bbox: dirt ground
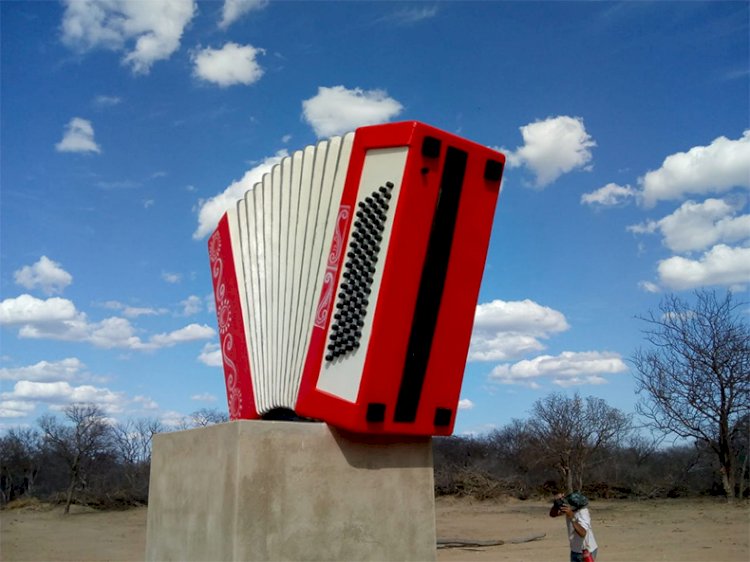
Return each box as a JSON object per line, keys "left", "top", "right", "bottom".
{"left": 1, "top": 497, "right": 748, "bottom": 561}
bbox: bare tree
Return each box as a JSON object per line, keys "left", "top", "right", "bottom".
{"left": 632, "top": 290, "right": 750, "bottom": 500}
{"left": 189, "top": 407, "right": 229, "bottom": 427}
{"left": 0, "top": 427, "right": 43, "bottom": 504}
{"left": 527, "top": 392, "right": 631, "bottom": 492}
{"left": 112, "top": 418, "right": 163, "bottom": 465}
{"left": 111, "top": 418, "right": 163, "bottom": 502}
{"left": 39, "top": 404, "right": 114, "bottom": 514}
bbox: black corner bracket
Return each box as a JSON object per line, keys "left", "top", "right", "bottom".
{"left": 422, "top": 136, "right": 442, "bottom": 159}
{"left": 484, "top": 159, "right": 504, "bottom": 182}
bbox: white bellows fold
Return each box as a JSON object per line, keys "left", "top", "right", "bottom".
{"left": 229, "top": 133, "right": 355, "bottom": 412}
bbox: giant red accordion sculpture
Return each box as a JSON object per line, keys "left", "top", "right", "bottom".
{"left": 208, "top": 121, "right": 505, "bottom": 436}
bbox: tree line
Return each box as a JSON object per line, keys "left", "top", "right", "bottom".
{"left": 1, "top": 290, "right": 747, "bottom": 509}
{"left": 433, "top": 392, "right": 749, "bottom": 501}
{"left": 436, "top": 290, "right": 749, "bottom": 502}
{"left": 0, "top": 406, "right": 227, "bottom": 512}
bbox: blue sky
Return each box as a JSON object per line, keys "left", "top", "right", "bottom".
{"left": 1, "top": 1, "right": 748, "bottom": 434}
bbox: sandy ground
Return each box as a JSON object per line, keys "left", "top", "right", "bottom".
{"left": 1, "top": 497, "right": 748, "bottom": 561}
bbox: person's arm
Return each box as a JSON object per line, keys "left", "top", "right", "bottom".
{"left": 563, "top": 508, "right": 591, "bottom": 538}
{"left": 560, "top": 506, "right": 587, "bottom": 537}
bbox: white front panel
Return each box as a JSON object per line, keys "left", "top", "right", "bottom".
{"left": 315, "top": 147, "right": 409, "bottom": 403}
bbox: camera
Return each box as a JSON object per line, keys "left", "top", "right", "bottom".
{"left": 553, "top": 498, "right": 568, "bottom": 510}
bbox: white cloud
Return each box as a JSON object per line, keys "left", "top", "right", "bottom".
{"left": 198, "top": 342, "right": 222, "bottom": 367}
{"left": 639, "top": 130, "right": 750, "bottom": 207}
{"left": 638, "top": 281, "right": 661, "bottom": 293}
{"left": 457, "top": 398, "right": 474, "bottom": 411}
{"left": 379, "top": 6, "right": 439, "bottom": 25}
{"left": 219, "top": 0, "right": 267, "bottom": 29}
{"left": 0, "top": 358, "right": 85, "bottom": 382}
{"left": 160, "top": 410, "right": 189, "bottom": 427}
{"left": 503, "top": 115, "right": 596, "bottom": 187}
{"left": 93, "top": 95, "right": 122, "bottom": 107}
{"left": 103, "top": 301, "right": 167, "bottom": 318}
{"left": 162, "top": 271, "right": 182, "bottom": 283}
{"left": 133, "top": 395, "right": 159, "bottom": 410}
{"left": 191, "top": 392, "right": 217, "bottom": 402}
{"left": 0, "top": 400, "right": 36, "bottom": 418}
{"left": 490, "top": 351, "right": 627, "bottom": 388}
{"left": 193, "top": 150, "right": 287, "bottom": 239}
{"left": 19, "top": 317, "right": 215, "bottom": 350}
{"left": 628, "top": 198, "right": 750, "bottom": 254}
{"left": 87, "top": 317, "right": 147, "bottom": 349}
{"left": 180, "top": 295, "right": 202, "bottom": 316}
{"left": 468, "top": 299, "right": 569, "bottom": 362}
{"left": 149, "top": 324, "right": 215, "bottom": 348}
{"left": 1, "top": 380, "right": 125, "bottom": 414}
{"left": 55, "top": 117, "right": 101, "bottom": 153}
{"left": 0, "top": 294, "right": 78, "bottom": 325}
{"left": 302, "top": 85, "right": 404, "bottom": 138}
{"left": 14, "top": 256, "right": 73, "bottom": 296}
{"left": 2, "top": 294, "right": 214, "bottom": 350}
{"left": 61, "top": 0, "right": 197, "bottom": 74}
{"left": 657, "top": 244, "right": 750, "bottom": 290}
{"left": 581, "top": 183, "right": 636, "bottom": 208}
{"left": 192, "top": 43, "right": 265, "bottom": 87}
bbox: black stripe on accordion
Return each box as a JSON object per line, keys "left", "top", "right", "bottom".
{"left": 394, "top": 146, "right": 468, "bottom": 423}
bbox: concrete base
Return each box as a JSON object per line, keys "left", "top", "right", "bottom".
{"left": 145, "top": 420, "right": 436, "bottom": 561}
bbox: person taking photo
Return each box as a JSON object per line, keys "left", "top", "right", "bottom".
{"left": 549, "top": 492, "right": 598, "bottom": 562}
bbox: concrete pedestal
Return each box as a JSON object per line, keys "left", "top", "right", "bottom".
{"left": 145, "top": 420, "right": 436, "bottom": 561}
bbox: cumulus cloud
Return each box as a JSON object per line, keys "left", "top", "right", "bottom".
{"left": 133, "top": 395, "right": 159, "bottom": 410}
{"left": 1, "top": 380, "right": 125, "bottom": 414}
{"left": 503, "top": 116, "right": 596, "bottom": 187}
{"left": 14, "top": 256, "right": 73, "bottom": 295}
{"left": 198, "top": 342, "right": 222, "bottom": 367}
{"left": 581, "top": 183, "right": 636, "bottom": 208}
{"left": 1, "top": 294, "right": 214, "bottom": 350}
{"left": 55, "top": 117, "right": 101, "bottom": 153}
{"left": 639, "top": 130, "right": 750, "bottom": 207}
{"left": 219, "top": 0, "right": 267, "bottom": 29}
{"left": 0, "top": 294, "right": 78, "bottom": 325}
{"left": 468, "top": 299, "right": 570, "bottom": 362}
{"left": 490, "top": 351, "right": 627, "bottom": 388}
{"left": 192, "top": 43, "right": 265, "bottom": 87}
{"left": 657, "top": 244, "right": 750, "bottom": 291}
{"left": 0, "top": 400, "right": 37, "bottom": 418}
{"left": 0, "top": 358, "right": 85, "bottom": 382}
{"left": 149, "top": 324, "right": 215, "bottom": 348}
{"left": 628, "top": 198, "right": 750, "bottom": 253}
{"left": 60, "top": 0, "right": 196, "bottom": 74}
{"left": 457, "top": 398, "right": 474, "bottom": 410}
{"left": 302, "top": 85, "right": 404, "bottom": 138}
{"left": 102, "top": 300, "right": 167, "bottom": 318}
{"left": 191, "top": 392, "right": 217, "bottom": 402}
{"left": 161, "top": 272, "right": 182, "bottom": 284}
{"left": 193, "top": 150, "right": 287, "bottom": 239}
{"left": 180, "top": 295, "right": 203, "bottom": 316}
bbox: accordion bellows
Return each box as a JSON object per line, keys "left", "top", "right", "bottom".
{"left": 208, "top": 121, "right": 505, "bottom": 435}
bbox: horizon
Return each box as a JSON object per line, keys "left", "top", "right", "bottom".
{"left": 1, "top": 1, "right": 748, "bottom": 435}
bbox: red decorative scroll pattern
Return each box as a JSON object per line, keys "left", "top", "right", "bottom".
{"left": 209, "top": 227, "right": 243, "bottom": 419}
{"left": 315, "top": 205, "right": 350, "bottom": 328}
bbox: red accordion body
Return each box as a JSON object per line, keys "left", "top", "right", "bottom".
{"left": 208, "top": 121, "right": 504, "bottom": 436}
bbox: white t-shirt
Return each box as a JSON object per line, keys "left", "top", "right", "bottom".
{"left": 566, "top": 507, "right": 598, "bottom": 553}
